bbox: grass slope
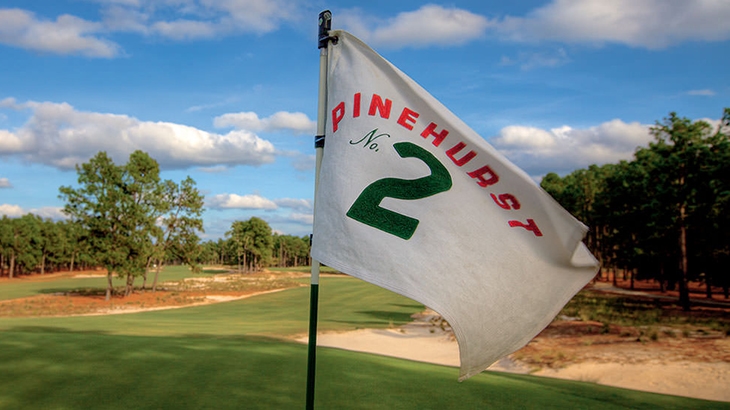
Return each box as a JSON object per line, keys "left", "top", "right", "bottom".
{"left": 0, "top": 274, "right": 725, "bottom": 409}
{"left": 0, "top": 266, "right": 216, "bottom": 301}
{"left": 0, "top": 331, "right": 721, "bottom": 410}
{"left": 0, "top": 277, "right": 423, "bottom": 336}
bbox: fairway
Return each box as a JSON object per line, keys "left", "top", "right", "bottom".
{"left": 0, "top": 274, "right": 725, "bottom": 409}
{"left": 0, "top": 266, "right": 221, "bottom": 301}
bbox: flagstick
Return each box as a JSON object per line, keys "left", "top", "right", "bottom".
{"left": 306, "top": 10, "right": 332, "bottom": 410}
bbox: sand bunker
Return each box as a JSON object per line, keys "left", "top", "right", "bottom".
{"left": 297, "top": 315, "right": 730, "bottom": 403}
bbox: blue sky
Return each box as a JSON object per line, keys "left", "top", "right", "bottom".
{"left": 1, "top": 0, "right": 728, "bottom": 240}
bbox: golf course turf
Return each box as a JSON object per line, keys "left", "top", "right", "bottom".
{"left": 0, "top": 272, "right": 725, "bottom": 409}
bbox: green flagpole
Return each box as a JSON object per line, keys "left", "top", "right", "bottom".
{"left": 306, "top": 10, "right": 332, "bottom": 410}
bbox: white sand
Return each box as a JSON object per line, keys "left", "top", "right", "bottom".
{"left": 297, "top": 323, "right": 730, "bottom": 402}
{"left": 534, "top": 361, "right": 730, "bottom": 402}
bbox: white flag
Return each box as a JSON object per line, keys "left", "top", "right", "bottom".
{"left": 311, "top": 30, "right": 599, "bottom": 381}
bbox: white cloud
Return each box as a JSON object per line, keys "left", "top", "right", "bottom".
{"left": 267, "top": 211, "right": 313, "bottom": 228}
{"left": 206, "top": 194, "right": 314, "bottom": 216}
{"left": 340, "top": 5, "right": 491, "bottom": 48}
{"left": 500, "top": 48, "right": 570, "bottom": 70}
{"left": 196, "top": 165, "right": 229, "bottom": 173}
{"left": 0, "top": 204, "right": 24, "bottom": 217}
{"left": 494, "top": 0, "right": 730, "bottom": 49}
{"left": 200, "top": 0, "right": 300, "bottom": 33}
{"left": 7, "top": 0, "right": 728, "bottom": 58}
{"left": 95, "top": 0, "right": 143, "bottom": 6}
{"left": 103, "top": 0, "right": 301, "bottom": 40}
{"left": 0, "top": 129, "right": 23, "bottom": 153}
{"left": 491, "top": 119, "right": 653, "bottom": 176}
{"left": 274, "top": 198, "right": 312, "bottom": 212}
{"left": 0, "top": 98, "right": 276, "bottom": 170}
{"left": 0, "top": 178, "right": 12, "bottom": 188}
{"left": 2, "top": 1, "right": 302, "bottom": 57}
{"left": 100, "top": 5, "right": 149, "bottom": 33}
{"left": 0, "top": 97, "right": 16, "bottom": 108}
{"left": 214, "top": 111, "right": 316, "bottom": 135}
{"left": 207, "top": 193, "right": 278, "bottom": 210}
{"left": 151, "top": 19, "right": 218, "bottom": 40}
{"left": 287, "top": 212, "right": 313, "bottom": 225}
{"left": 0, "top": 204, "right": 66, "bottom": 219}
{"left": 687, "top": 89, "right": 716, "bottom": 97}
{"left": 0, "top": 8, "right": 120, "bottom": 57}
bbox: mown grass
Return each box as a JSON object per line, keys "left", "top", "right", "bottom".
{"left": 0, "top": 276, "right": 423, "bottom": 337}
{"left": 0, "top": 330, "right": 720, "bottom": 410}
{"left": 0, "top": 273, "right": 726, "bottom": 408}
{"left": 268, "top": 265, "right": 341, "bottom": 274}
{"left": 0, "top": 265, "right": 218, "bottom": 301}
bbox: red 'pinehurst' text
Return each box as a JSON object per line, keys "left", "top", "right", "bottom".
{"left": 331, "top": 92, "right": 544, "bottom": 237}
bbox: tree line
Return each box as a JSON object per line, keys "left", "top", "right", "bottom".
{"left": 541, "top": 109, "right": 730, "bottom": 310}
{"left": 0, "top": 215, "right": 91, "bottom": 278}
{"left": 198, "top": 225, "right": 311, "bottom": 273}
{"left": 1, "top": 150, "right": 311, "bottom": 299}
{"left": 13, "top": 109, "right": 725, "bottom": 308}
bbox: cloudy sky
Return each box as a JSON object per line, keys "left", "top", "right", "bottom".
{"left": 1, "top": 0, "right": 728, "bottom": 239}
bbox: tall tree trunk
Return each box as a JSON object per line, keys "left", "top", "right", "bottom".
{"left": 69, "top": 251, "right": 75, "bottom": 272}
{"left": 659, "top": 263, "right": 666, "bottom": 293}
{"left": 152, "top": 259, "right": 163, "bottom": 292}
{"left": 143, "top": 258, "right": 153, "bottom": 291}
{"left": 127, "top": 274, "right": 137, "bottom": 296}
{"left": 678, "top": 207, "right": 691, "bottom": 311}
{"left": 630, "top": 268, "right": 635, "bottom": 290}
{"left": 40, "top": 252, "right": 46, "bottom": 275}
{"left": 105, "top": 272, "right": 113, "bottom": 301}
{"left": 8, "top": 252, "right": 15, "bottom": 279}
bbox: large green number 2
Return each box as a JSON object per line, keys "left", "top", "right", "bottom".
{"left": 346, "top": 142, "right": 453, "bottom": 240}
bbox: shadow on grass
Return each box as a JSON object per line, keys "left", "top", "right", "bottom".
{"left": 7, "top": 322, "right": 302, "bottom": 340}
{"left": 391, "top": 302, "right": 424, "bottom": 309}
{"left": 5, "top": 325, "right": 300, "bottom": 347}
{"left": 0, "top": 328, "right": 721, "bottom": 409}
{"left": 353, "top": 309, "right": 417, "bottom": 323}
{"left": 200, "top": 269, "right": 229, "bottom": 274}
{"left": 7, "top": 325, "right": 111, "bottom": 336}
{"left": 37, "top": 287, "right": 106, "bottom": 296}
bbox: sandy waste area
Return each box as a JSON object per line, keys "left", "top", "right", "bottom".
{"left": 297, "top": 309, "right": 730, "bottom": 403}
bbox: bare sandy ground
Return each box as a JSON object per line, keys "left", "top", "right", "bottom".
{"left": 534, "top": 361, "right": 730, "bottom": 402}
{"left": 296, "top": 313, "right": 730, "bottom": 403}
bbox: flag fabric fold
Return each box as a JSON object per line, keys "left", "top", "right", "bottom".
{"left": 312, "top": 30, "right": 599, "bottom": 381}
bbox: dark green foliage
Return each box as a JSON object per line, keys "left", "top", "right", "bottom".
{"left": 273, "top": 234, "right": 311, "bottom": 267}
{"left": 541, "top": 109, "right": 730, "bottom": 307}
{"left": 225, "top": 217, "right": 275, "bottom": 272}
{"left": 148, "top": 176, "right": 205, "bottom": 289}
{"left": 0, "top": 214, "right": 42, "bottom": 277}
{"left": 57, "top": 151, "right": 204, "bottom": 299}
